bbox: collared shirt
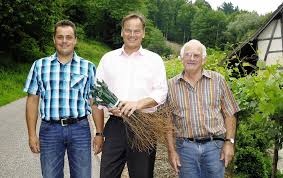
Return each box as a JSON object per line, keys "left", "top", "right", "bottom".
{"left": 23, "top": 52, "right": 96, "bottom": 120}
{"left": 167, "top": 70, "right": 240, "bottom": 138}
{"left": 96, "top": 46, "right": 168, "bottom": 112}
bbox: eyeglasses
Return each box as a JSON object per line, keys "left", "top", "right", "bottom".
{"left": 183, "top": 52, "right": 201, "bottom": 60}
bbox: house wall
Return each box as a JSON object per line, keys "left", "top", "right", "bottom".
{"left": 257, "top": 19, "right": 283, "bottom": 65}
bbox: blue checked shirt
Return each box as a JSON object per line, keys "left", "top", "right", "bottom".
{"left": 23, "top": 52, "right": 96, "bottom": 120}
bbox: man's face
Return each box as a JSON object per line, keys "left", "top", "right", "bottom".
{"left": 181, "top": 43, "right": 205, "bottom": 73}
{"left": 121, "top": 18, "right": 145, "bottom": 51}
{"left": 53, "top": 26, "right": 77, "bottom": 57}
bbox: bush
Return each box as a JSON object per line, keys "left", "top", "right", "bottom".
{"left": 235, "top": 147, "right": 270, "bottom": 178}
{"left": 236, "top": 118, "right": 271, "bottom": 152}
{"left": 13, "top": 36, "right": 44, "bottom": 62}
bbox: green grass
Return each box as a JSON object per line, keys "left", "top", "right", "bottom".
{"left": 76, "top": 39, "right": 111, "bottom": 65}
{"left": 0, "top": 39, "right": 111, "bottom": 106}
{"left": 0, "top": 63, "right": 31, "bottom": 106}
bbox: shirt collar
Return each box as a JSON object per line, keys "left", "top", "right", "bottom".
{"left": 119, "top": 45, "right": 145, "bottom": 56}
{"left": 175, "top": 69, "right": 212, "bottom": 84}
{"left": 202, "top": 69, "right": 212, "bottom": 79}
{"left": 51, "top": 52, "right": 79, "bottom": 63}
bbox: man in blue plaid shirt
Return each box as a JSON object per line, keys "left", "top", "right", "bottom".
{"left": 23, "top": 20, "right": 104, "bottom": 178}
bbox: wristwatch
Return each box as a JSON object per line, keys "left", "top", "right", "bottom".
{"left": 96, "top": 132, "right": 104, "bottom": 137}
{"left": 225, "top": 138, "right": 235, "bottom": 144}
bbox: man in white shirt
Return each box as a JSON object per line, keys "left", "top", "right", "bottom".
{"left": 95, "top": 13, "right": 168, "bottom": 178}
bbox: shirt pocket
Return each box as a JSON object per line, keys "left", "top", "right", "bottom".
{"left": 70, "top": 73, "right": 87, "bottom": 91}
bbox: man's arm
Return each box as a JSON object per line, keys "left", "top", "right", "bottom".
{"left": 91, "top": 99, "right": 104, "bottom": 154}
{"left": 221, "top": 115, "right": 237, "bottom": 167}
{"left": 26, "top": 94, "right": 40, "bottom": 153}
{"left": 167, "top": 128, "right": 181, "bottom": 175}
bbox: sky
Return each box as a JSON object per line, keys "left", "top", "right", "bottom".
{"left": 194, "top": 0, "right": 283, "bottom": 15}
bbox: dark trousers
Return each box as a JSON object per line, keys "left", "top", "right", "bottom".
{"left": 100, "top": 116, "right": 156, "bottom": 178}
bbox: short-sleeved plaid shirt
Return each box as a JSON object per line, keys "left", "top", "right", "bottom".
{"left": 23, "top": 52, "right": 96, "bottom": 120}
{"left": 167, "top": 70, "right": 240, "bottom": 138}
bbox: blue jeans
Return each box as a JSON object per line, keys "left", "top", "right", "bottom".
{"left": 176, "top": 138, "right": 225, "bottom": 178}
{"left": 39, "top": 119, "right": 91, "bottom": 178}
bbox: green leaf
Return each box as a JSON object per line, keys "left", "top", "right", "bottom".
{"left": 256, "top": 60, "right": 266, "bottom": 69}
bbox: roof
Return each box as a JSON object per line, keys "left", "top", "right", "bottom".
{"left": 227, "top": 2, "right": 283, "bottom": 59}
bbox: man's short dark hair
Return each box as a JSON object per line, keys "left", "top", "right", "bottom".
{"left": 54, "top": 20, "right": 76, "bottom": 37}
{"left": 121, "top": 13, "right": 146, "bottom": 29}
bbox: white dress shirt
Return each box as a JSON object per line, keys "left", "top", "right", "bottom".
{"left": 96, "top": 46, "right": 168, "bottom": 112}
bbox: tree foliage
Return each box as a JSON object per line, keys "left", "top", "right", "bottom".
{"left": 218, "top": 2, "right": 239, "bottom": 14}
{"left": 0, "top": 0, "right": 63, "bottom": 61}
{"left": 225, "top": 12, "right": 267, "bottom": 44}
{"left": 191, "top": 9, "right": 227, "bottom": 48}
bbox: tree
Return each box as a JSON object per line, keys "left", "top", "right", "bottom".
{"left": 225, "top": 12, "right": 267, "bottom": 44}
{"left": 191, "top": 9, "right": 227, "bottom": 48}
{"left": 218, "top": 2, "right": 239, "bottom": 14}
{"left": 176, "top": 2, "right": 197, "bottom": 43}
{"left": 0, "top": 0, "right": 63, "bottom": 61}
{"left": 194, "top": 0, "right": 211, "bottom": 10}
{"left": 146, "top": 0, "right": 189, "bottom": 42}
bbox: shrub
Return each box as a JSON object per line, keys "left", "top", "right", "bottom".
{"left": 235, "top": 147, "right": 270, "bottom": 178}
{"left": 13, "top": 36, "right": 44, "bottom": 62}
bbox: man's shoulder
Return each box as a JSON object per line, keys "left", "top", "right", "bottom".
{"left": 142, "top": 48, "right": 162, "bottom": 58}
{"left": 75, "top": 54, "right": 96, "bottom": 68}
{"left": 78, "top": 56, "right": 94, "bottom": 65}
{"left": 103, "top": 48, "right": 121, "bottom": 57}
{"left": 33, "top": 55, "right": 54, "bottom": 65}
{"left": 168, "top": 74, "right": 181, "bottom": 84}
{"left": 98, "top": 49, "right": 121, "bottom": 64}
{"left": 204, "top": 70, "right": 224, "bottom": 80}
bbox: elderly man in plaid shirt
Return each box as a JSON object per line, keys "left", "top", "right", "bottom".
{"left": 166, "top": 39, "right": 240, "bottom": 178}
{"left": 23, "top": 20, "right": 104, "bottom": 178}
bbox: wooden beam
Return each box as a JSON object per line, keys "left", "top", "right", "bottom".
{"left": 257, "top": 37, "right": 282, "bottom": 41}
{"left": 268, "top": 50, "right": 283, "bottom": 53}
{"left": 264, "top": 19, "right": 279, "bottom": 61}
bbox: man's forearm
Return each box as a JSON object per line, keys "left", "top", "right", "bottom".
{"left": 166, "top": 118, "right": 176, "bottom": 152}
{"left": 26, "top": 95, "right": 39, "bottom": 137}
{"left": 167, "top": 129, "right": 176, "bottom": 152}
{"left": 92, "top": 104, "right": 104, "bottom": 133}
{"left": 137, "top": 97, "right": 158, "bottom": 109}
{"left": 225, "top": 115, "right": 237, "bottom": 138}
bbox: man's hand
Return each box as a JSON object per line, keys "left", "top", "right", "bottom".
{"left": 220, "top": 142, "right": 234, "bottom": 167}
{"left": 29, "top": 135, "right": 40, "bottom": 153}
{"left": 168, "top": 150, "right": 181, "bottom": 175}
{"left": 93, "top": 135, "right": 104, "bottom": 154}
{"left": 118, "top": 101, "right": 141, "bottom": 117}
{"left": 108, "top": 107, "right": 122, "bottom": 117}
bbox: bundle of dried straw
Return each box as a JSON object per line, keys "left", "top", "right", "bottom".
{"left": 92, "top": 80, "right": 175, "bottom": 151}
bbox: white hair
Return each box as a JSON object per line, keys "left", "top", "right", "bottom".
{"left": 179, "top": 39, "right": 207, "bottom": 59}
